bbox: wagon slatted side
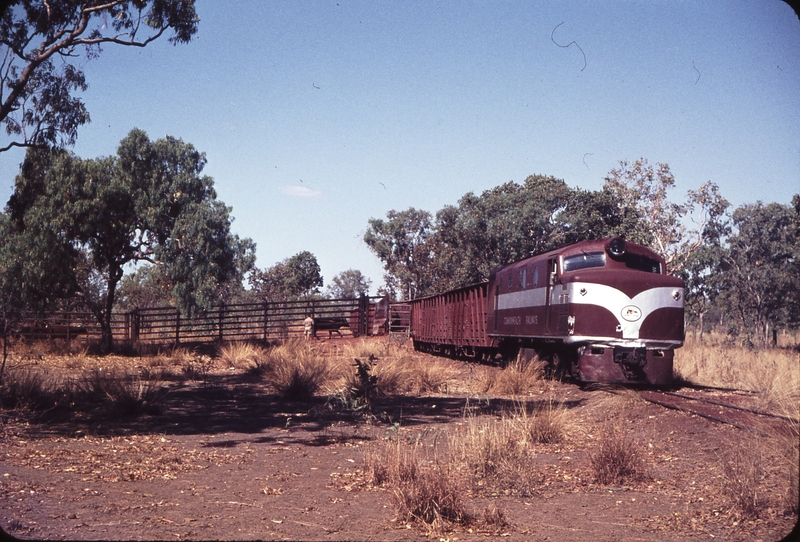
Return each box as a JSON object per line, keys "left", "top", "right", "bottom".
{"left": 410, "top": 281, "right": 493, "bottom": 349}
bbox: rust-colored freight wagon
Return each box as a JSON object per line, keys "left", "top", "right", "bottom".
{"left": 410, "top": 281, "right": 497, "bottom": 359}
{"left": 409, "top": 238, "right": 685, "bottom": 386}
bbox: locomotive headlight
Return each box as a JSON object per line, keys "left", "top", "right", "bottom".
{"left": 608, "top": 238, "right": 626, "bottom": 257}
{"left": 579, "top": 287, "right": 587, "bottom": 296}
{"left": 672, "top": 289, "right": 682, "bottom": 301}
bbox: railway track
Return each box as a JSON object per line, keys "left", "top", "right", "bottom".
{"left": 635, "top": 386, "right": 798, "bottom": 438}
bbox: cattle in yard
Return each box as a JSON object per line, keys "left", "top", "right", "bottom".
{"left": 313, "top": 317, "right": 350, "bottom": 338}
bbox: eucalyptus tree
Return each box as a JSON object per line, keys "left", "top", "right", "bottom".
{"left": 433, "top": 175, "right": 572, "bottom": 290}
{"left": 603, "top": 159, "right": 729, "bottom": 275}
{"left": 363, "top": 208, "right": 437, "bottom": 300}
{"left": 248, "top": 251, "right": 324, "bottom": 302}
{"left": 4, "top": 129, "right": 255, "bottom": 352}
{"left": 326, "top": 269, "right": 371, "bottom": 299}
{"left": 0, "top": 0, "right": 198, "bottom": 153}
{"left": 718, "top": 201, "right": 797, "bottom": 347}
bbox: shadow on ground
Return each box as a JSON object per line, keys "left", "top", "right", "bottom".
{"left": 19, "top": 371, "right": 586, "bottom": 445}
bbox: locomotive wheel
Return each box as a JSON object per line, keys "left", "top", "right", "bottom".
{"left": 544, "top": 348, "right": 578, "bottom": 380}
{"left": 498, "top": 343, "right": 520, "bottom": 367}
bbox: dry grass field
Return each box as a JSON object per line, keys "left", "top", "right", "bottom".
{"left": 0, "top": 335, "right": 797, "bottom": 540}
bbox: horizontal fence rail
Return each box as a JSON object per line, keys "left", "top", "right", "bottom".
{"left": 3, "top": 296, "right": 412, "bottom": 346}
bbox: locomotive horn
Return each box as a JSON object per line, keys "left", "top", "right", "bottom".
{"left": 608, "top": 238, "right": 626, "bottom": 257}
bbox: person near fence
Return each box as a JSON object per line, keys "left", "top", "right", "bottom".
{"left": 303, "top": 315, "right": 316, "bottom": 340}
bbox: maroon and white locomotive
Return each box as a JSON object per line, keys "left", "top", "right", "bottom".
{"left": 409, "top": 238, "right": 684, "bottom": 385}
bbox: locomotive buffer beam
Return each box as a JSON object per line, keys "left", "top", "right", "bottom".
{"left": 613, "top": 347, "right": 647, "bottom": 380}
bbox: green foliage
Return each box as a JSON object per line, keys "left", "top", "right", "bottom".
{"left": 326, "top": 269, "right": 371, "bottom": 299}
{"left": 557, "top": 187, "right": 629, "bottom": 244}
{"left": 603, "top": 159, "right": 730, "bottom": 275}
{"left": 0, "top": 0, "right": 199, "bottom": 152}
{"left": 434, "top": 175, "right": 572, "bottom": 290}
{"left": 718, "top": 201, "right": 798, "bottom": 346}
{"left": 115, "top": 265, "right": 173, "bottom": 311}
{"left": 363, "top": 208, "right": 436, "bottom": 300}
{"left": 2, "top": 129, "right": 255, "bottom": 352}
{"left": 248, "top": 250, "right": 323, "bottom": 302}
{"left": 348, "top": 355, "right": 378, "bottom": 407}
{"left": 366, "top": 175, "right": 626, "bottom": 294}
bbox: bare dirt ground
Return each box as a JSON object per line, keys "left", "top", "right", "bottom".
{"left": 1, "top": 337, "right": 798, "bottom": 541}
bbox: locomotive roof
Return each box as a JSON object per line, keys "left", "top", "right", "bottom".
{"left": 488, "top": 238, "right": 665, "bottom": 277}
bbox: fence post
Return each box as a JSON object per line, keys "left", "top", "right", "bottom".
{"left": 219, "top": 303, "right": 225, "bottom": 342}
{"left": 358, "top": 294, "right": 369, "bottom": 337}
{"left": 133, "top": 309, "right": 140, "bottom": 342}
{"left": 175, "top": 309, "right": 180, "bottom": 346}
{"left": 264, "top": 299, "right": 269, "bottom": 344}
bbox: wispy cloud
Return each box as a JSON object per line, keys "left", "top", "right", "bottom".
{"left": 280, "top": 185, "right": 322, "bottom": 198}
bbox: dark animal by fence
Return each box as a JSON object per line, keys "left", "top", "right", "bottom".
{"left": 313, "top": 317, "right": 350, "bottom": 338}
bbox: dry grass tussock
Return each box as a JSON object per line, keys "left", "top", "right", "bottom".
{"left": 339, "top": 338, "right": 408, "bottom": 362}
{"left": 405, "top": 356, "right": 461, "bottom": 394}
{"left": 765, "top": 408, "right": 800, "bottom": 515}
{"left": 77, "top": 366, "right": 168, "bottom": 415}
{"left": 335, "top": 339, "right": 460, "bottom": 398}
{"left": 508, "top": 399, "right": 572, "bottom": 445}
{"left": 449, "top": 401, "right": 571, "bottom": 496}
{"left": 217, "top": 341, "right": 265, "bottom": 369}
{"left": 719, "top": 438, "right": 766, "bottom": 518}
{"left": 363, "top": 402, "right": 568, "bottom": 530}
{"left": 0, "top": 367, "right": 58, "bottom": 410}
{"left": 449, "top": 413, "right": 537, "bottom": 496}
{"left": 675, "top": 336, "right": 800, "bottom": 415}
{"left": 590, "top": 423, "right": 649, "bottom": 485}
{"left": 468, "top": 356, "right": 546, "bottom": 396}
{"left": 254, "top": 340, "right": 337, "bottom": 401}
{"left": 677, "top": 334, "right": 800, "bottom": 510}
{"left": 0, "top": 363, "right": 168, "bottom": 416}
{"left": 365, "top": 437, "right": 469, "bottom": 533}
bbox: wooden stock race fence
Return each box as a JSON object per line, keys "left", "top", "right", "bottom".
{"left": 5, "top": 296, "right": 413, "bottom": 346}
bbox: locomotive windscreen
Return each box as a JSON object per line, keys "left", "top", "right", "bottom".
{"left": 624, "top": 253, "right": 662, "bottom": 274}
{"left": 563, "top": 251, "right": 605, "bottom": 271}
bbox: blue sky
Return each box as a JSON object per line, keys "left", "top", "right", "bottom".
{"left": 1, "top": 0, "right": 798, "bottom": 294}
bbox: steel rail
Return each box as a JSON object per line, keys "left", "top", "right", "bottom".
{"left": 678, "top": 383, "right": 758, "bottom": 395}
{"left": 636, "top": 390, "right": 770, "bottom": 436}
{"left": 660, "top": 390, "right": 798, "bottom": 423}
